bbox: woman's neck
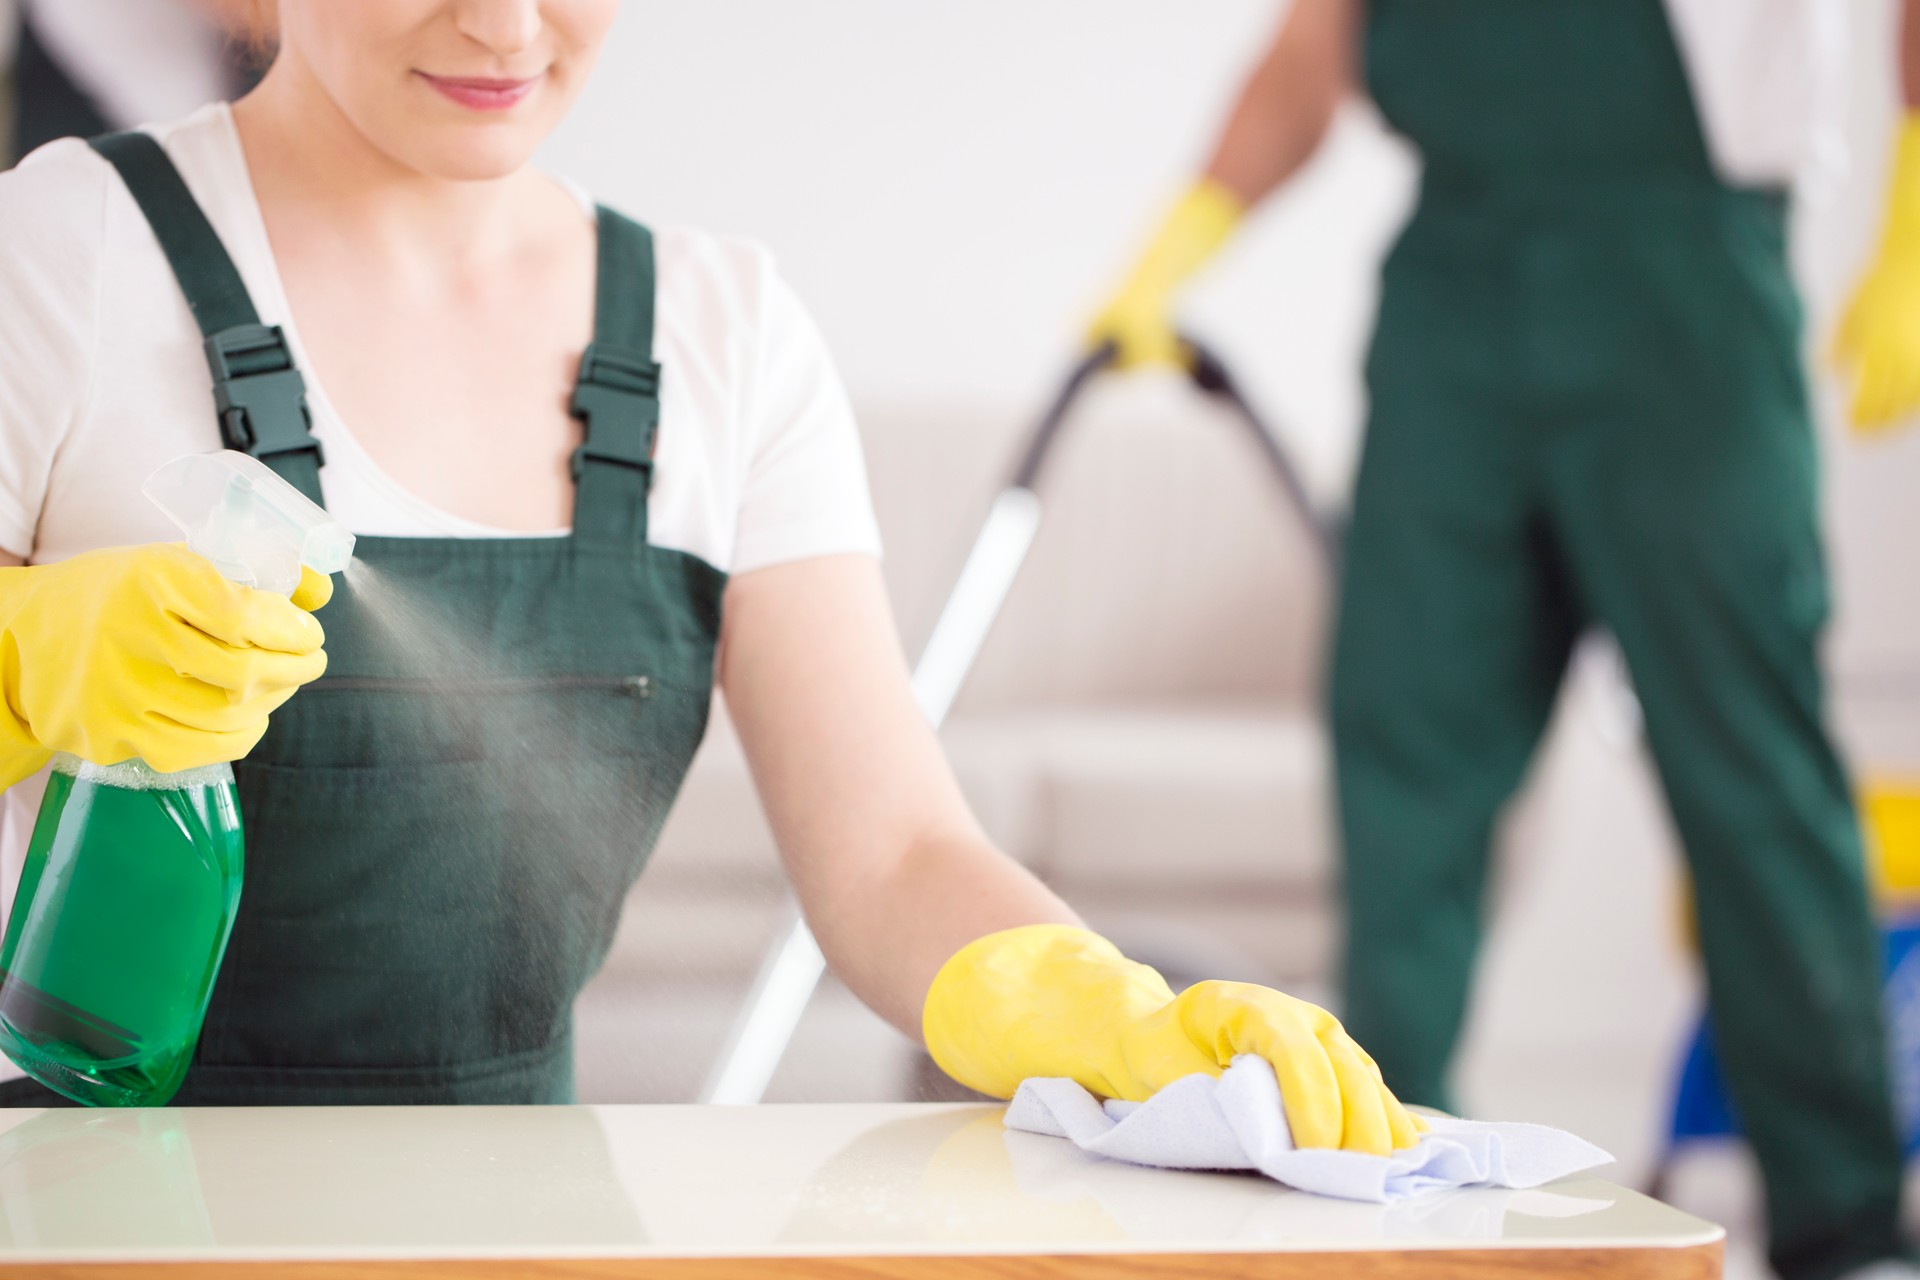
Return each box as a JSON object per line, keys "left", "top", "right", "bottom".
{"left": 229, "top": 54, "right": 546, "bottom": 275}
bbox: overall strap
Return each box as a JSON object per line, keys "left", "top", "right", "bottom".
{"left": 88, "top": 132, "right": 325, "bottom": 503}
{"left": 570, "top": 207, "right": 661, "bottom": 548}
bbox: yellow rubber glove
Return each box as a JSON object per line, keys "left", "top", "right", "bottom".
{"left": 0, "top": 544, "right": 332, "bottom": 787}
{"left": 1835, "top": 116, "right": 1920, "bottom": 433}
{"left": 923, "top": 924, "right": 1424, "bottom": 1156}
{"left": 1861, "top": 777, "right": 1920, "bottom": 904}
{"left": 1086, "top": 178, "right": 1245, "bottom": 370}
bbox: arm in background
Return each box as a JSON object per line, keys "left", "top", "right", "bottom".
{"left": 1201, "top": 0, "right": 1360, "bottom": 209}
{"left": 718, "top": 553, "right": 1419, "bottom": 1155}
{"left": 1086, "top": 0, "right": 1359, "bottom": 369}
{"left": 1832, "top": 0, "right": 1920, "bottom": 432}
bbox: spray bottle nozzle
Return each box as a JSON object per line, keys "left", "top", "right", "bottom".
{"left": 143, "top": 451, "right": 356, "bottom": 595}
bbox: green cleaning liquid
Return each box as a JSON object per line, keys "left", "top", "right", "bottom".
{"left": 0, "top": 754, "right": 243, "bottom": 1106}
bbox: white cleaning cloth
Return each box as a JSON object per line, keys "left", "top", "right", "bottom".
{"left": 1005, "top": 1055, "right": 1611, "bottom": 1204}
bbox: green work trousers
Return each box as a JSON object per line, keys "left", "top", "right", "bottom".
{"left": 1331, "top": 178, "right": 1905, "bottom": 1278}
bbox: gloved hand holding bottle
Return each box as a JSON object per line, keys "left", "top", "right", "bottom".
{"left": 922, "top": 924, "right": 1424, "bottom": 1155}
{"left": 1835, "top": 115, "right": 1920, "bottom": 433}
{"left": 1085, "top": 178, "right": 1245, "bottom": 370}
{"left": 0, "top": 544, "right": 331, "bottom": 788}
{"left": 0, "top": 452, "right": 350, "bottom": 1107}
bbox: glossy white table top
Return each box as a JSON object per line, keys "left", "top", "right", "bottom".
{"left": 0, "top": 1103, "right": 1720, "bottom": 1265}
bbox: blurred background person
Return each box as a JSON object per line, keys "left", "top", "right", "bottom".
{"left": 1, "top": 0, "right": 256, "bottom": 168}
{"left": 1086, "top": 2, "right": 1910, "bottom": 1278}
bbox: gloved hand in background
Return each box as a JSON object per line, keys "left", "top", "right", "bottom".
{"left": 1835, "top": 117, "right": 1920, "bottom": 433}
{"left": 0, "top": 544, "right": 332, "bottom": 786}
{"left": 1085, "top": 178, "right": 1245, "bottom": 370}
{"left": 923, "top": 923, "right": 1423, "bottom": 1155}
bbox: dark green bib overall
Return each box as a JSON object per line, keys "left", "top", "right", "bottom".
{"left": 1331, "top": 4, "right": 1904, "bottom": 1276}
{"left": 0, "top": 134, "right": 723, "bottom": 1106}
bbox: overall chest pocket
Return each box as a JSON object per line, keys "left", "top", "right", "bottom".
{"left": 255, "top": 673, "right": 657, "bottom": 769}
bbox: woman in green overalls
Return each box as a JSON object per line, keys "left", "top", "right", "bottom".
{"left": 1088, "top": 1, "right": 1912, "bottom": 1276}
{"left": 0, "top": 1, "right": 1420, "bottom": 1159}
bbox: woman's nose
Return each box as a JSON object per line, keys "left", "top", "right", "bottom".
{"left": 451, "top": 0, "right": 543, "bottom": 58}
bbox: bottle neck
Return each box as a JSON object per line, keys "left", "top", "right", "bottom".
{"left": 50, "top": 754, "right": 236, "bottom": 791}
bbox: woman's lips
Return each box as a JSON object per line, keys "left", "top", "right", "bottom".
{"left": 419, "top": 74, "right": 538, "bottom": 112}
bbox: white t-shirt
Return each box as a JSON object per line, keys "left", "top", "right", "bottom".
{"left": 0, "top": 101, "right": 882, "bottom": 571}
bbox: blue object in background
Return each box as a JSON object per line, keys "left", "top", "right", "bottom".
{"left": 1669, "top": 1018, "right": 1740, "bottom": 1143}
{"left": 1668, "top": 917, "right": 1920, "bottom": 1156}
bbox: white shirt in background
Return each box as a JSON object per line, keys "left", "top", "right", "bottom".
{"left": 1662, "top": 0, "right": 1851, "bottom": 190}
{"left": 18, "top": 0, "right": 232, "bottom": 130}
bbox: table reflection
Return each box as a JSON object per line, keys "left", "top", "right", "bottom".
{"left": 0, "top": 1106, "right": 648, "bottom": 1250}
{"left": 774, "top": 1104, "right": 1619, "bottom": 1251}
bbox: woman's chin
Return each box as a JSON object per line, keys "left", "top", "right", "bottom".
{"left": 385, "top": 126, "right": 550, "bottom": 183}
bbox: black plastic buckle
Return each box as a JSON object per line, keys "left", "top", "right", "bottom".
{"left": 569, "top": 343, "right": 660, "bottom": 482}
{"left": 204, "top": 324, "right": 326, "bottom": 468}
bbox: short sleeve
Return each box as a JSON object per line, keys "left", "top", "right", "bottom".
{"left": 0, "top": 140, "right": 107, "bottom": 559}
{"left": 728, "top": 264, "right": 882, "bottom": 575}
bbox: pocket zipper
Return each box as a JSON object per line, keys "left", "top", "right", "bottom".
{"left": 312, "top": 674, "right": 653, "bottom": 698}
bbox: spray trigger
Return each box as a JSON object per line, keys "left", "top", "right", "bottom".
{"left": 143, "top": 451, "right": 355, "bottom": 595}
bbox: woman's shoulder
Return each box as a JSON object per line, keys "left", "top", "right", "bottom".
{"left": 634, "top": 222, "right": 816, "bottom": 355}
{"left": 0, "top": 135, "right": 117, "bottom": 255}
{"left": 650, "top": 223, "right": 782, "bottom": 305}
{"left": 0, "top": 105, "right": 230, "bottom": 262}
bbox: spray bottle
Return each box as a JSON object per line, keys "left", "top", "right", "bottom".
{"left": 0, "top": 452, "right": 354, "bottom": 1107}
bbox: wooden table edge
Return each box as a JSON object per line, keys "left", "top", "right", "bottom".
{"left": 0, "top": 1237, "right": 1728, "bottom": 1279}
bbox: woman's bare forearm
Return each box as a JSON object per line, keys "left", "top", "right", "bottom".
{"left": 804, "top": 822, "right": 1078, "bottom": 1038}
{"left": 1203, "top": 0, "right": 1360, "bottom": 206}
{"left": 720, "top": 554, "right": 1077, "bottom": 1039}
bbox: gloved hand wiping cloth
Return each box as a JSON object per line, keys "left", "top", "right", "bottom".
{"left": 922, "top": 924, "right": 1423, "bottom": 1156}
{"left": 1006, "top": 1055, "right": 1612, "bottom": 1204}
